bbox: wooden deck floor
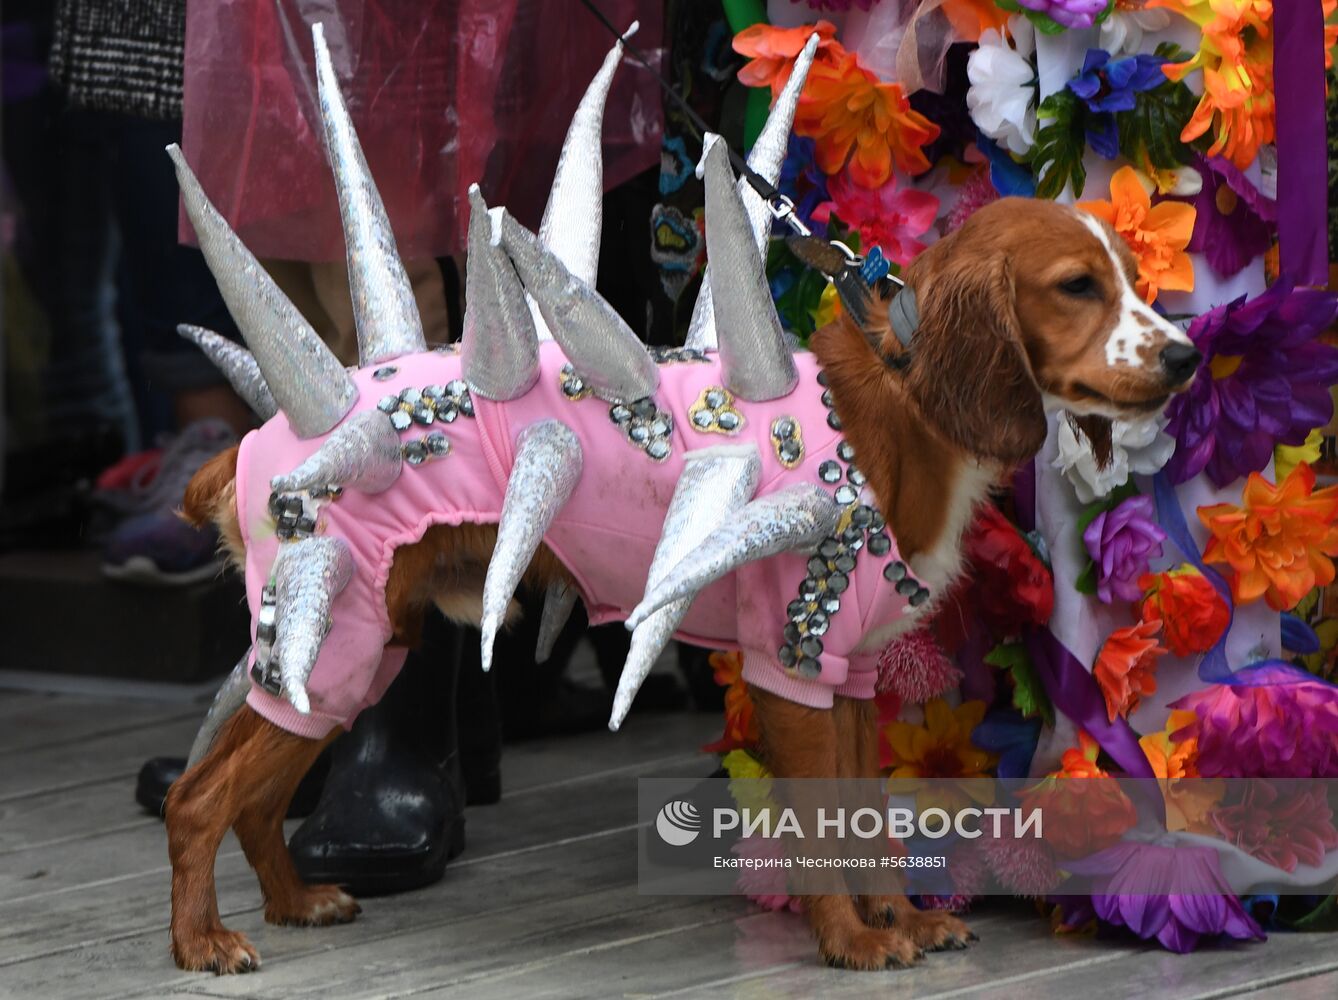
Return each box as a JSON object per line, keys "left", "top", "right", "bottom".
{"left": 1, "top": 688, "right": 1335, "bottom": 1000}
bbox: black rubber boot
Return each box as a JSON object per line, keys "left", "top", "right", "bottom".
{"left": 134, "top": 746, "right": 330, "bottom": 818}
{"left": 288, "top": 611, "right": 467, "bottom": 896}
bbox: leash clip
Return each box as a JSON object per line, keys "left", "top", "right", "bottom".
{"left": 768, "top": 194, "right": 813, "bottom": 238}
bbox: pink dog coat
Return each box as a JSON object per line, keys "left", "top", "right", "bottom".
{"left": 237, "top": 343, "right": 931, "bottom": 739}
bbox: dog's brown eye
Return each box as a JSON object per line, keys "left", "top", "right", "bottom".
{"left": 1060, "top": 275, "right": 1095, "bottom": 296}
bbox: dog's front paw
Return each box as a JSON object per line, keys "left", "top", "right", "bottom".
{"left": 265, "top": 884, "right": 361, "bottom": 927}
{"left": 882, "top": 908, "right": 976, "bottom": 952}
{"left": 171, "top": 926, "right": 260, "bottom": 974}
{"left": 820, "top": 927, "right": 921, "bottom": 971}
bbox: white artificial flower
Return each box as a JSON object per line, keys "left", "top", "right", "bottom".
{"left": 1098, "top": 6, "right": 1173, "bottom": 57}
{"left": 1053, "top": 413, "right": 1176, "bottom": 505}
{"left": 966, "top": 17, "right": 1037, "bottom": 157}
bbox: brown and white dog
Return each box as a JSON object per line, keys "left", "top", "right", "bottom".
{"left": 168, "top": 198, "right": 1198, "bottom": 973}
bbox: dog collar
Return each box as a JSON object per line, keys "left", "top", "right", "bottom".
{"left": 888, "top": 286, "right": 918, "bottom": 350}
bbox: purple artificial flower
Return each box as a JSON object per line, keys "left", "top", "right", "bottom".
{"left": 1060, "top": 842, "right": 1265, "bottom": 953}
{"left": 1067, "top": 49, "right": 1168, "bottom": 160}
{"left": 791, "top": 0, "right": 877, "bottom": 11}
{"left": 1017, "top": 0, "right": 1111, "bottom": 30}
{"left": 1170, "top": 664, "right": 1338, "bottom": 778}
{"left": 1163, "top": 276, "right": 1338, "bottom": 487}
{"left": 1184, "top": 156, "right": 1277, "bottom": 279}
{"left": 1083, "top": 495, "right": 1166, "bottom": 604}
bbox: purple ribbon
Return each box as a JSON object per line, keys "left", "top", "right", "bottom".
{"left": 1275, "top": 0, "right": 1329, "bottom": 287}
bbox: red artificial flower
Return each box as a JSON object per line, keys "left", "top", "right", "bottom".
{"left": 1020, "top": 731, "right": 1139, "bottom": 859}
{"left": 1138, "top": 565, "right": 1230, "bottom": 656}
{"left": 1210, "top": 781, "right": 1338, "bottom": 873}
{"left": 963, "top": 505, "right": 1055, "bottom": 637}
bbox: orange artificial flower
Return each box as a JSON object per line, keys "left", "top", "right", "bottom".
{"left": 939, "top": 0, "right": 1011, "bottom": 42}
{"left": 702, "top": 650, "right": 759, "bottom": 753}
{"left": 1198, "top": 463, "right": 1338, "bottom": 612}
{"left": 1093, "top": 619, "right": 1165, "bottom": 722}
{"left": 1020, "top": 731, "right": 1139, "bottom": 858}
{"left": 795, "top": 49, "right": 941, "bottom": 186}
{"left": 733, "top": 20, "right": 840, "bottom": 97}
{"left": 1139, "top": 710, "right": 1223, "bottom": 834}
{"left": 1138, "top": 565, "right": 1230, "bottom": 657}
{"left": 1078, "top": 166, "right": 1195, "bottom": 303}
{"left": 1148, "top": 0, "right": 1291, "bottom": 169}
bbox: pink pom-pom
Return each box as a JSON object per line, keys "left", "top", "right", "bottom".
{"left": 947, "top": 169, "right": 998, "bottom": 232}
{"left": 922, "top": 841, "right": 988, "bottom": 912}
{"left": 876, "top": 628, "right": 963, "bottom": 704}
{"left": 981, "top": 822, "right": 1062, "bottom": 897}
{"left": 733, "top": 835, "right": 803, "bottom": 913}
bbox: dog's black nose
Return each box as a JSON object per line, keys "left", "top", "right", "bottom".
{"left": 1160, "top": 342, "right": 1202, "bottom": 384}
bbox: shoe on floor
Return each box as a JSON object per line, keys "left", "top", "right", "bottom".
{"left": 100, "top": 419, "right": 237, "bottom": 585}
{"left": 135, "top": 753, "right": 329, "bottom": 819}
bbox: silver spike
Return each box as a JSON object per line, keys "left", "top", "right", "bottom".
{"left": 538, "top": 21, "right": 637, "bottom": 288}
{"left": 177, "top": 324, "right": 277, "bottom": 420}
{"left": 168, "top": 144, "right": 357, "bottom": 438}
{"left": 699, "top": 136, "right": 798, "bottom": 401}
{"left": 312, "top": 22, "right": 425, "bottom": 366}
{"left": 626, "top": 485, "right": 839, "bottom": 629}
{"left": 270, "top": 409, "right": 402, "bottom": 495}
{"left": 185, "top": 650, "right": 252, "bottom": 769}
{"left": 480, "top": 420, "right": 584, "bottom": 672}
{"left": 611, "top": 445, "right": 761, "bottom": 730}
{"left": 462, "top": 185, "right": 540, "bottom": 399}
{"left": 495, "top": 210, "right": 659, "bottom": 404}
{"left": 273, "top": 536, "right": 355, "bottom": 713}
{"left": 684, "top": 34, "right": 819, "bottom": 351}
{"left": 535, "top": 580, "right": 579, "bottom": 663}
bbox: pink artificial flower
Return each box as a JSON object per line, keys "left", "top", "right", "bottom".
{"left": 1211, "top": 781, "right": 1338, "bottom": 872}
{"left": 812, "top": 170, "right": 940, "bottom": 266}
{"left": 732, "top": 835, "right": 803, "bottom": 913}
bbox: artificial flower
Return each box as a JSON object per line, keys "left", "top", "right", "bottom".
{"left": 1275, "top": 429, "right": 1324, "bottom": 486}
{"left": 885, "top": 698, "right": 996, "bottom": 780}
{"left": 1068, "top": 48, "right": 1170, "bottom": 114}
{"left": 1083, "top": 494, "right": 1166, "bottom": 604}
{"left": 1211, "top": 781, "right": 1338, "bottom": 872}
{"left": 966, "top": 17, "right": 1037, "bottom": 158}
{"left": 778, "top": 135, "right": 831, "bottom": 233}
{"left": 1171, "top": 663, "right": 1338, "bottom": 777}
{"left": 1060, "top": 841, "right": 1265, "bottom": 952}
{"left": 1140, "top": 708, "right": 1224, "bottom": 833}
{"left": 1138, "top": 566, "right": 1229, "bottom": 657}
{"left": 939, "top": 0, "right": 1014, "bottom": 40}
{"left": 734, "top": 20, "right": 840, "bottom": 98}
{"left": 703, "top": 650, "right": 759, "bottom": 753}
{"left": 971, "top": 707, "right": 1043, "bottom": 779}
{"left": 963, "top": 504, "right": 1055, "bottom": 635}
{"left": 1163, "top": 277, "right": 1338, "bottom": 487}
{"left": 797, "top": 49, "right": 942, "bottom": 185}
{"left": 1077, "top": 165, "right": 1195, "bottom": 302}
{"left": 875, "top": 627, "right": 963, "bottom": 704}
{"left": 1151, "top": 0, "right": 1275, "bottom": 169}
{"left": 1182, "top": 155, "right": 1276, "bottom": 279}
{"left": 810, "top": 170, "right": 940, "bottom": 265}
{"left": 722, "top": 749, "right": 778, "bottom": 820}
{"left": 1138, "top": 162, "right": 1203, "bottom": 197}
{"left": 1198, "top": 463, "right": 1338, "bottom": 612}
{"left": 793, "top": 0, "right": 876, "bottom": 11}
{"left": 1099, "top": 2, "right": 1173, "bottom": 55}
{"left": 1014, "top": 0, "right": 1112, "bottom": 29}
{"left": 1094, "top": 619, "right": 1165, "bottom": 721}
{"left": 920, "top": 840, "right": 989, "bottom": 912}
{"left": 1053, "top": 413, "right": 1175, "bottom": 505}
{"left": 1020, "top": 730, "right": 1139, "bottom": 857}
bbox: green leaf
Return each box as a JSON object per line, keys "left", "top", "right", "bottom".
{"left": 1289, "top": 893, "right": 1338, "bottom": 932}
{"left": 985, "top": 643, "right": 1055, "bottom": 728}
{"left": 1116, "top": 78, "right": 1203, "bottom": 170}
{"left": 1075, "top": 560, "right": 1098, "bottom": 596}
{"left": 1031, "top": 90, "right": 1088, "bottom": 200}
{"left": 996, "top": 0, "right": 1114, "bottom": 36}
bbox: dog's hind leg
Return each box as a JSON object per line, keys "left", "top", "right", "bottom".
{"left": 230, "top": 727, "right": 357, "bottom": 929}
{"left": 165, "top": 705, "right": 340, "bottom": 973}
{"left": 835, "top": 697, "right": 974, "bottom": 953}
{"left": 751, "top": 688, "right": 920, "bottom": 971}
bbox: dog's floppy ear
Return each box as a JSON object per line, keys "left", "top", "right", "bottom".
{"left": 1071, "top": 413, "right": 1114, "bottom": 470}
{"left": 901, "top": 245, "right": 1047, "bottom": 466}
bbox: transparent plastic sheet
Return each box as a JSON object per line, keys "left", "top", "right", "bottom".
{"left": 179, "top": 0, "right": 664, "bottom": 261}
